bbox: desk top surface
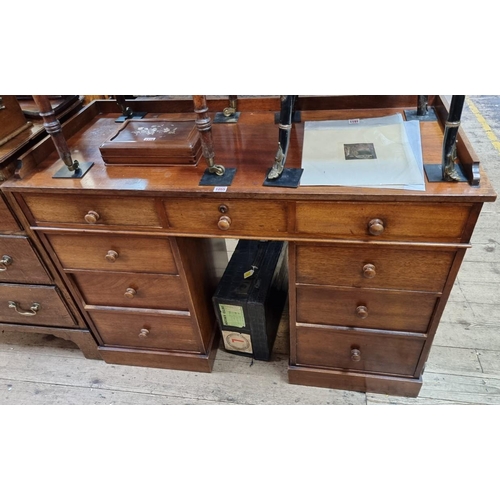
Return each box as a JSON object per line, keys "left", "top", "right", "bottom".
{"left": 3, "top": 97, "right": 497, "bottom": 203}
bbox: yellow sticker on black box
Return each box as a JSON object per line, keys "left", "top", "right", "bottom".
{"left": 219, "top": 304, "right": 246, "bottom": 328}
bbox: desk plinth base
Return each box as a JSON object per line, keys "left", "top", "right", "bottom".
{"left": 98, "top": 347, "right": 217, "bottom": 373}
{"left": 288, "top": 365, "right": 422, "bottom": 398}
{"left": 98, "top": 334, "right": 219, "bottom": 373}
{"left": 0, "top": 323, "right": 101, "bottom": 360}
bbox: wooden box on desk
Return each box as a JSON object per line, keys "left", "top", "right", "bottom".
{"left": 99, "top": 119, "right": 202, "bottom": 166}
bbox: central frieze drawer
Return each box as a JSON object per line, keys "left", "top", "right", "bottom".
{"left": 164, "top": 199, "right": 288, "bottom": 236}
{"left": 0, "top": 194, "right": 20, "bottom": 232}
{"left": 45, "top": 233, "right": 178, "bottom": 274}
{"left": 296, "top": 325, "right": 425, "bottom": 376}
{"left": 88, "top": 309, "right": 201, "bottom": 352}
{"left": 72, "top": 272, "right": 189, "bottom": 310}
{"left": 296, "top": 286, "right": 437, "bottom": 333}
{"left": 0, "top": 283, "right": 76, "bottom": 327}
{"left": 22, "top": 193, "right": 162, "bottom": 228}
{"left": 295, "top": 244, "right": 456, "bottom": 292}
{"left": 295, "top": 202, "right": 472, "bottom": 242}
{"left": 0, "top": 235, "right": 51, "bottom": 284}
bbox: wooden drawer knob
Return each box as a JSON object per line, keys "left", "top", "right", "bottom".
{"left": 218, "top": 215, "right": 232, "bottom": 230}
{"left": 84, "top": 210, "right": 100, "bottom": 224}
{"left": 105, "top": 250, "right": 119, "bottom": 262}
{"left": 362, "top": 263, "right": 376, "bottom": 279}
{"left": 351, "top": 348, "right": 361, "bottom": 362}
{"left": 124, "top": 287, "right": 137, "bottom": 299}
{"left": 139, "top": 328, "right": 149, "bottom": 338}
{"left": 368, "top": 218, "right": 385, "bottom": 236}
{"left": 0, "top": 255, "right": 13, "bottom": 271}
{"left": 356, "top": 305, "right": 368, "bottom": 319}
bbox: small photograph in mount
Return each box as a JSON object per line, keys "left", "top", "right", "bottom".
{"left": 344, "top": 143, "right": 377, "bottom": 160}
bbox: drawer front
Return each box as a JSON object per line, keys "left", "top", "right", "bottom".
{"left": 0, "top": 235, "right": 51, "bottom": 284}
{"left": 295, "top": 244, "right": 456, "bottom": 292}
{"left": 88, "top": 310, "right": 200, "bottom": 352}
{"left": 295, "top": 202, "right": 472, "bottom": 242}
{"left": 22, "top": 193, "right": 162, "bottom": 228}
{"left": 164, "top": 199, "right": 288, "bottom": 236}
{"left": 296, "top": 325, "right": 424, "bottom": 376}
{"left": 296, "top": 286, "right": 437, "bottom": 333}
{"left": 46, "top": 233, "right": 178, "bottom": 274}
{"left": 72, "top": 272, "right": 189, "bottom": 311}
{"left": 0, "top": 283, "right": 75, "bottom": 327}
{"left": 0, "top": 194, "right": 20, "bottom": 232}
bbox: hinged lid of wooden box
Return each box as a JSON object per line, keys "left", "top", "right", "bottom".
{"left": 99, "top": 119, "right": 202, "bottom": 166}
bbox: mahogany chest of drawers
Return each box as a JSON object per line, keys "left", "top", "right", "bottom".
{"left": 0, "top": 191, "right": 99, "bottom": 358}
{"left": 2, "top": 96, "right": 496, "bottom": 396}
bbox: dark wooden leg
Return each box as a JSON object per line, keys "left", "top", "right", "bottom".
{"left": 442, "top": 95, "right": 466, "bottom": 182}
{"left": 32, "top": 95, "right": 93, "bottom": 178}
{"left": 193, "top": 95, "right": 225, "bottom": 176}
{"left": 417, "top": 95, "right": 429, "bottom": 116}
{"left": 114, "top": 95, "right": 147, "bottom": 123}
{"left": 32, "top": 95, "right": 77, "bottom": 171}
{"left": 214, "top": 95, "right": 240, "bottom": 124}
{"left": 223, "top": 95, "right": 238, "bottom": 117}
{"left": 268, "top": 95, "right": 296, "bottom": 180}
{"left": 194, "top": 96, "right": 236, "bottom": 186}
{"left": 404, "top": 95, "right": 437, "bottom": 121}
{"left": 265, "top": 95, "right": 302, "bottom": 187}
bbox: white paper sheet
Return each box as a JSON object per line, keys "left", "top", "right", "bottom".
{"left": 300, "top": 114, "right": 425, "bottom": 190}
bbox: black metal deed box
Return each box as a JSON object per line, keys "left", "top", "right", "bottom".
{"left": 213, "top": 240, "right": 288, "bottom": 361}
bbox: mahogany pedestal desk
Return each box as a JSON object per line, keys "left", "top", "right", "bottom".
{"left": 2, "top": 96, "right": 496, "bottom": 397}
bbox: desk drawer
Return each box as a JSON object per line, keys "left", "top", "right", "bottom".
{"left": 295, "top": 244, "right": 456, "bottom": 292}
{"left": 45, "top": 233, "right": 178, "bottom": 274}
{"left": 296, "top": 285, "right": 437, "bottom": 333}
{"left": 296, "top": 325, "right": 424, "bottom": 376}
{"left": 295, "top": 202, "right": 472, "bottom": 242}
{"left": 164, "top": 198, "right": 288, "bottom": 236}
{"left": 0, "top": 235, "right": 51, "bottom": 284}
{"left": 72, "top": 272, "right": 189, "bottom": 311}
{"left": 22, "top": 193, "right": 162, "bottom": 228}
{"left": 0, "top": 283, "right": 75, "bottom": 327}
{"left": 88, "top": 309, "right": 200, "bottom": 352}
{"left": 0, "top": 194, "right": 20, "bottom": 232}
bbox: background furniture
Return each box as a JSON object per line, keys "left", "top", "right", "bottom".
{"left": 0, "top": 96, "right": 100, "bottom": 359}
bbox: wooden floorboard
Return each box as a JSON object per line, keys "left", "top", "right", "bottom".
{"left": 0, "top": 337, "right": 365, "bottom": 405}
{"left": 1, "top": 95, "right": 500, "bottom": 405}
